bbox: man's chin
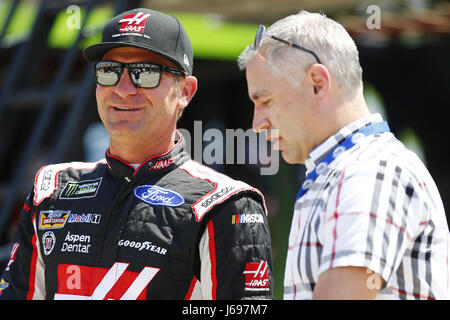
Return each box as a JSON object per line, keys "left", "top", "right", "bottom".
{"left": 107, "top": 121, "right": 144, "bottom": 137}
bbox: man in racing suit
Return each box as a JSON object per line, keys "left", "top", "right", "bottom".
{"left": 0, "top": 8, "right": 273, "bottom": 300}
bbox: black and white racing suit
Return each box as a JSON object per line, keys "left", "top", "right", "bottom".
{"left": 0, "top": 133, "right": 273, "bottom": 300}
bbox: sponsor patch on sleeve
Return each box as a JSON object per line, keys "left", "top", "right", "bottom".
{"left": 243, "top": 260, "right": 269, "bottom": 291}
{"left": 231, "top": 213, "right": 264, "bottom": 224}
{"left": 179, "top": 161, "right": 268, "bottom": 221}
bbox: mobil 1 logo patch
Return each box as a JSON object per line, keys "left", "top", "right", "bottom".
{"left": 60, "top": 178, "right": 102, "bottom": 200}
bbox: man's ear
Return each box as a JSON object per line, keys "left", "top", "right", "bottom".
{"left": 178, "top": 76, "right": 198, "bottom": 109}
{"left": 306, "top": 64, "right": 331, "bottom": 101}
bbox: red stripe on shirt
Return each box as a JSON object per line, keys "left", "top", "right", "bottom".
{"left": 26, "top": 212, "right": 38, "bottom": 300}
{"left": 330, "top": 169, "right": 346, "bottom": 268}
{"left": 326, "top": 211, "right": 413, "bottom": 241}
{"left": 184, "top": 276, "right": 198, "bottom": 300}
{"left": 207, "top": 220, "right": 217, "bottom": 300}
{"left": 391, "top": 286, "right": 436, "bottom": 300}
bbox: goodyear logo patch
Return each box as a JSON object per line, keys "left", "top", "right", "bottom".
{"left": 60, "top": 178, "right": 102, "bottom": 200}
{"left": 39, "top": 210, "right": 70, "bottom": 230}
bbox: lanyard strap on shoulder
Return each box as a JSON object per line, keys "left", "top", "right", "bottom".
{"left": 296, "top": 121, "right": 390, "bottom": 201}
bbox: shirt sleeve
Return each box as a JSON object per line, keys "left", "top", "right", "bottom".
{"left": 0, "top": 192, "right": 46, "bottom": 300}
{"left": 197, "top": 194, "right": 273, "bottom": 300}
{"left": 318, "top": 158, "right": 426, "bottom": 285}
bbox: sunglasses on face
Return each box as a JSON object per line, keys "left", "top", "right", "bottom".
{"left": 253, "top": 25, "right": 322, "bottom": 64}
{"left": 94, "top": 61, "right": 185, "bottom": 89}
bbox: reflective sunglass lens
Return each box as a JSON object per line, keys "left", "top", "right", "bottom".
{"left": 129, "top": 64, "right": 161, "bottom": 88}
{"left": 95, "top": 62, "right": 121, "bottom": 86}
{"left": 96, "top": 71, "right": 119, "bottom": 86}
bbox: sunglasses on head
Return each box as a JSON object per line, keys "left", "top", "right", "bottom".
{"left": 94, "top": 61, "right": 185, "bottom": 89}
{"left": 253, "top": 25, "right": 322, "bottom": 64}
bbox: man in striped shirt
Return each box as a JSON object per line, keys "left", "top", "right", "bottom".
{"left": 238, "top": 11, "right": 449, "bottom": 299}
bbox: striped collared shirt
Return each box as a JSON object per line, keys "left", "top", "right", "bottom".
{"left": 284, "top": 113, "right": 450, "bottom": 300}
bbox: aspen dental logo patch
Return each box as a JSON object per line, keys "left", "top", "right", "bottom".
{"left": 60, "top": 178, "right": 102, "bottom": 200}
{"left": 134, "top": 185, "right": 185, "bottom": 207}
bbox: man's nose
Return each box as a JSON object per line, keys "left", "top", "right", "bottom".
{"left": 252, "top": 107, "right": 270, "bottom": 133}
{"left": 114, "top": 69, "right": 138, "bottom": 97}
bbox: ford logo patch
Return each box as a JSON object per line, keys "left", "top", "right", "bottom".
{"left": 134, "top": 185, "right": 185, "bottom": 207}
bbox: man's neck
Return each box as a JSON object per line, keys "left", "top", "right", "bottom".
{"left": 108, "top": 134, "right": 176, "bottom": 164}
{"left": 332, "top": 94, "right": 371, "bottom": 131}
{"left": 310, "top": 92, "right": 371, "bottom": 154}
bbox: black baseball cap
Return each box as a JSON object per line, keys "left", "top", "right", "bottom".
{"left": 83, "top": 8, "right": 193, "bottom": 75}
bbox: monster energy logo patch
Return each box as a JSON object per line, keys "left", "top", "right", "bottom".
{"left": 59, "top": 178, "right": 102, "bottom": 200}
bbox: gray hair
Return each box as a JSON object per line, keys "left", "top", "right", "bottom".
{"left": 238, "top": 11, "right": 363, "bottom": 97}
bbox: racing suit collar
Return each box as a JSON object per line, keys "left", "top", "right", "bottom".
{"left": 105, "top": 130, "right": 190, "bottom": 180}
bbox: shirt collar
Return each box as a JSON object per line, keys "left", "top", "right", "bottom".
{"left": 106, "top": 130, "right": 190, "bottom": 181}
{"left": 304, "top": 113, "right": 384, "bottom": 175}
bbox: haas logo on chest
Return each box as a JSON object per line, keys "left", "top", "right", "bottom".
{"left": 134, "top": 185, "right": 185, "bottom": 207}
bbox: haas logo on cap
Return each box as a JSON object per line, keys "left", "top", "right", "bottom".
{"left": 119, "top": 12, "right": 150, "bottom": 34}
